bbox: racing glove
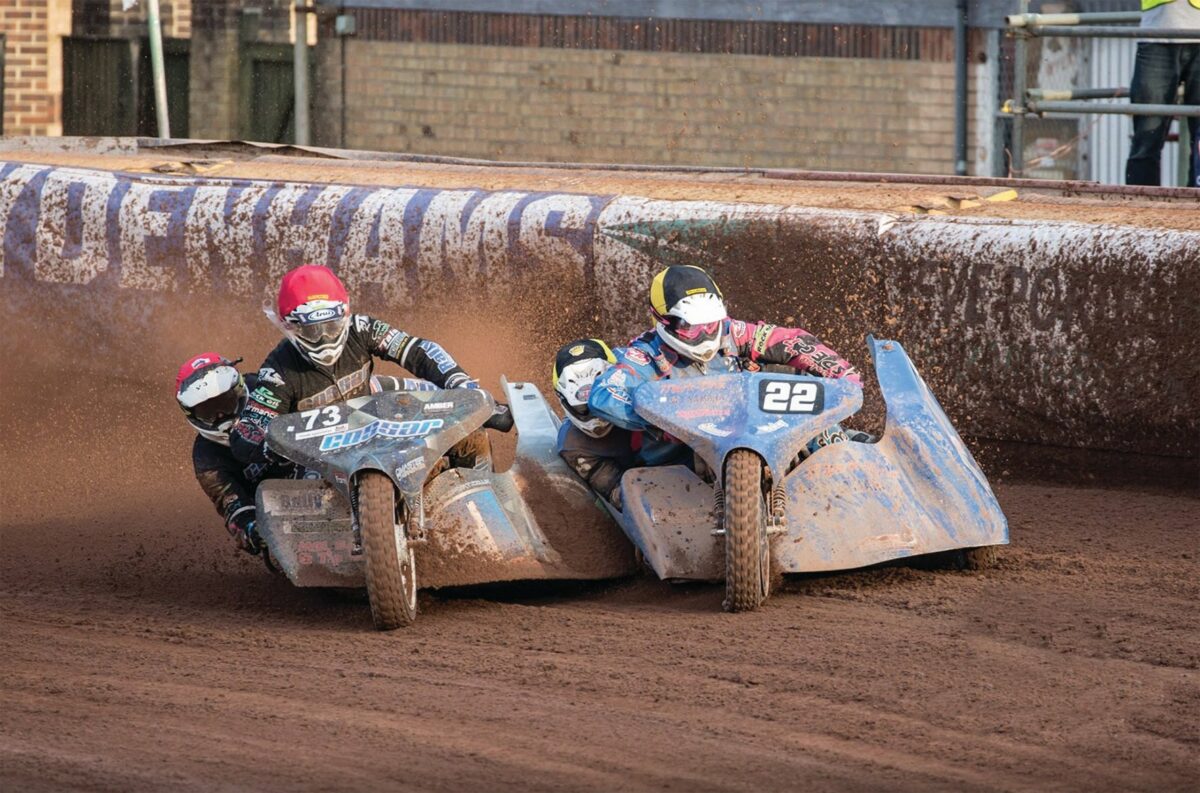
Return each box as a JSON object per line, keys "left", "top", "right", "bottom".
{"left": 230, "top": 510, "right": 263, "bottom": 556}
{"left": 261, "top": 439, "right": 290, "bottom": 467}
{"left": 454, "top": 379, "right": 514, "bottom": 432}
{"left": 484, "top": 402, "right": 514, "bottom": 432}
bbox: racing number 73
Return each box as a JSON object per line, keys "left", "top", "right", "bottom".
{"left": 759, "top": 381, "right": 823, "bottom": 414}
{"left": 301, "top": 405, "right": 342, "bottom": 430}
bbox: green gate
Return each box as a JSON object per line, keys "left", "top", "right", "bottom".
{"left": 240, "top": 43, "right": 308, "bottom": 144}
{"left": 62, "top": 36, "right": 189, "bottom": 137}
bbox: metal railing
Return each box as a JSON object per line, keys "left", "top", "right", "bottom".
{"left": 1003, "top": 3, "right": 1200, "bottom": 179}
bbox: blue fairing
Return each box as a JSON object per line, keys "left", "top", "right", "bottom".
{"left": 604, "top": 337, "right": 1008, "bottom": 579}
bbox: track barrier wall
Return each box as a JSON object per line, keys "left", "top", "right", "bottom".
{"left": 2, "top": 159, "right": 1196, "bottom": 459}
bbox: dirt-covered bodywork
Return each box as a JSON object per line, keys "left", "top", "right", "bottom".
{"left": 607, "top": 336, "right": 1009, "bottom": 583}
{"left": 255, "top": 381, "right": 636, "bottom": 590}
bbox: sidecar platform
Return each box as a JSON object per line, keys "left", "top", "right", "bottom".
{"left": 611, "top": 338, "right": 1009, "bottom": 581}
{"left": 256, "top": 381, "right": 637, "bottom": 589}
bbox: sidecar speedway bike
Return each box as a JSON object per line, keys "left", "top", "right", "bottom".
{"left": 603, "top": 336, "right": 1008, "bottom": 612}
{"left": 255, "top": 382, "right": 637, "bottom": 629}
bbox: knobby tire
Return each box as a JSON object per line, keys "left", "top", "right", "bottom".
{"left": 358, "top": 471, "right": 417, "bottom": 630}
{"left": 723, "top": 449, "right": 770, "bottom": 612}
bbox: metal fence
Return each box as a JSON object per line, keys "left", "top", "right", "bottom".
{"left": 1003, "top": 3, "right": 1199, "bottom": 185}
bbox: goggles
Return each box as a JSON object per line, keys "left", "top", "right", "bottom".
{"left": 286, "top": 303, "right": 349, "bottom": 344}
{"left": 669, "top": 318, "right": 722, "bottom": 340}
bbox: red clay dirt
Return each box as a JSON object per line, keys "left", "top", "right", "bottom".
{"left": 2, "top": 303, "right": 1198, "bottom": 791}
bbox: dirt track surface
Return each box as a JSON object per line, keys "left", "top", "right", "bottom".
{"left": 2, "top": 370, "right": 1198, "bottom": 791}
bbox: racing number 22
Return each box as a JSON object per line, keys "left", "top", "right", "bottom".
{"left": 760, "top": 381, "right": 822, "bottom": 413}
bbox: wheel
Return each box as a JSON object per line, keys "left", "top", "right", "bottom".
{"left": 722, "top": 449, "right": 770, "bottom": 613}
{"left": 357, "top": 471, "right": 417, "bottom": 630}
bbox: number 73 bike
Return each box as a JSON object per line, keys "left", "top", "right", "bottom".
{"left": 255, "top": 381, "right": 636, "bottom": 629}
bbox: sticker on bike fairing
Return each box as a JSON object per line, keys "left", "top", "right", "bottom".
{"left": 394, "top": 457, "right": 425, "bottom": 479}
{"left": 423, "top": 401, "right": 453, "bottom": 412}
{"left": 698, "top": 422, "right": 733, "bottom": 438}
{"left": 758, "top": 380, "right": 824, "bottom": 414}
{"left": 319, "top": 418, "right": 445, "bottom": 451}
{"left": 294, "top": 423, "right": 349, "bottom": 440}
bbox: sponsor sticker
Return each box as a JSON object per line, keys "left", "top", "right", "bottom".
{"left": 423, "top": 401, "right": 454, "bottom": 412}
{"left": 258, "top": 367, "right": 286, "bottom": 387}
{"left": 698, "top": 422, "right": 733, "bottom": 437}
{"left": 251, "top": 386, "right": 282, "bottom": 410}
{"left": 624, "top": 348, "right": 651, "bottom": 366}
{"left": 418, "top": 340, "right": 456, "bottom": 373}
{"left": 294, "top": 422, "right": 349, "bottom": 440}
{"left": 755, "top": 419, "right": 789, "bottom": 435}
{"left": 394, "top": 457, "right": 425, "bottom": 480}
{"left": 319, "top": 418, "right": 445, "bottom": 451}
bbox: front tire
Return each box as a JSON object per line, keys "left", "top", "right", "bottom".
{"left": 723, "top": 449, "right": 770, "bottom": 612}
{"left": 358, "top": 472, "right": 417, "bottom": 630}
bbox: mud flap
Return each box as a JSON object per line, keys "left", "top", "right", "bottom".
{"left": 611, "top": 466, "right": 722, "bottom": 581}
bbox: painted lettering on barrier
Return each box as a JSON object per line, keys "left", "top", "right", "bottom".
{"left": 0, "top": 164, "right": 610, "bottom": 294}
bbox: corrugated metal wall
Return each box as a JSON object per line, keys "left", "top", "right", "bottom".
{"left": 1085, "top": 38, "right": 1180, "bottom": 185}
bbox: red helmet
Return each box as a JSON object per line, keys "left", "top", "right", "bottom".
{"left": 275, "top": 265, "right": 351, "bottom": 367}
{"left": 175, "top": 353, "right": 246, "bottom": 446}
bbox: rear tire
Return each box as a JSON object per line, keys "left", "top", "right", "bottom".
{"left": 358, "top": 472, "right": 417, "bottom": 630}
{"left": 723, "top": 450, "right": 770, "bottom": 613}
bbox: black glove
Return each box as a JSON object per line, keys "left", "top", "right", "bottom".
{"left": 262, "top": 439, "right": 290, "bottom": 466}
{"left": 235, "top": 516, "right": 264, "bottom": 556}
{"left": 484, "top": 401, "right": 514, "bottom": 432}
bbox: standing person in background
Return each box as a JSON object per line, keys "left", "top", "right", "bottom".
{"left": 1125, "top": 0, "right": 1200, "bottom": 187}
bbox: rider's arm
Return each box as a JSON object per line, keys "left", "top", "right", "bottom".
{"left": 588, "top": 361, "right": 651, "bottom": 432}
{"left": 230, "top": 371, "right": 292, "bottom": 465}
{"left": 356, "top": 315, "right": 474, "bottom": 389}
{"left": 193, "top": 436, "right": 257, "bottom": 543}
{"left": 730, "top": 319, "right": 862, "bottom": 385}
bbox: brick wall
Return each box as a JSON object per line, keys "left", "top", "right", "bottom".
{"left": 316, "top": 39, "right": 978, "bottom": 173}
{"left": 188, "top": 0, "right": 295, "bottom": 139}
{"left": 106, "top": 0, "right": 192, "bottom": 39}
{"left": 3, "top": 0, "right": 72, "bottom": 137}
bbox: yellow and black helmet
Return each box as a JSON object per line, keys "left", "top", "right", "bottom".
{"left": 552, "top": 338, "right": 617, "bottom": 437}
{"left": 649, "top": 266, "right": 727, "bottom": 362}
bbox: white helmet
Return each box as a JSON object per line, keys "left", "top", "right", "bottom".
{"left": 649, "top": 265, "right": 727, "bottom": 362}
{"left": 553, "top": 338, "right": 617, "bottom": 438}
{"left": 175, "top": 353, "right": 246, "bottom": 446}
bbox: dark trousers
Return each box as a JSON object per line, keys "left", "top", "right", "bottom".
{"left": 1125, "top": 42, "right": 1200, "bottom": 187}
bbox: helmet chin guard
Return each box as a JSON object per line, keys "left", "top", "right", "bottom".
{"left": 656, "top": 322, "right": 722, "bottom": 362}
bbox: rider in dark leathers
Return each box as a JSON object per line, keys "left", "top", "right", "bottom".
{"left": 231, "top": 264, "right": 506, "bottom": 469}
{"left": 177, "top": 352, "right": 280, "bottom": 555}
